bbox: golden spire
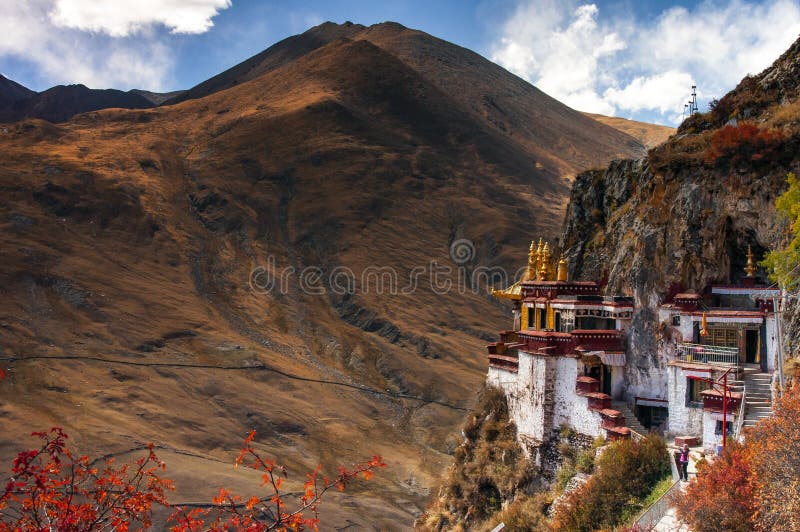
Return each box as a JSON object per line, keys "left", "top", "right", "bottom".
{"left": 557, "top": 255, "right": 568, "bottom": 282}
{"left": 539, "top": 242, "right": 551, "bottom": 281}
{"left": 745, "top": 246, "right": 756, "bottom": 277}
{"left": 524, "top": 240, "right": 537, "bottom": 281}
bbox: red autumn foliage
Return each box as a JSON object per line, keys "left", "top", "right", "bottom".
{"left": 0, "top": 428, "right": 385, "bottom": 531}
{"left": 673, "top": 441, "right": 757, "bottom": 532}
{"left": 169, "top": 429, "right": 386, "bottom": 531}
{"left": 704, "top": 123, "right": 785, "bottom": 166}
{"left": 0, "top": 428, "right": 172, "bottom": 531}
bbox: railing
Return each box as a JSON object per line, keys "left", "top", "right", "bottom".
{"left": 734, "top": 385, "right": 747, "bottom": 442}
{"left": 631, "top": 450, "right": 682, "bottom": 530}
{"left": 676, "top": 343, "right": 739, "bottom": 366}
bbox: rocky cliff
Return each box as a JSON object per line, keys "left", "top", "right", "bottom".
{"left": 560, "top": 35, "right": 800, "bottom": 398}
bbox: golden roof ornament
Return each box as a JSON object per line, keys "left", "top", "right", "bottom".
{"left": 524, "top": 240, "right": 538, "bottom": 281}
{"left": 539, "top": 242, "right": 551, "bottom": 281}
{"left": 745, "top": 245, "right": 756, "bottom": 278}
{"left": 557, "top": 255, "right": 568, "bottom": 282}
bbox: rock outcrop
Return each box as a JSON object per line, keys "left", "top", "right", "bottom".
{"left": 560, "top": 35, "right": 800, "bottom": 399}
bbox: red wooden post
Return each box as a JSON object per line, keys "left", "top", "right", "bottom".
{"left": 722, "top": 372, "right": 728, "bottom": 448}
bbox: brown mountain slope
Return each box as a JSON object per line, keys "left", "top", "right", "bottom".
{"left": 168, "top": 21, "right": 645, "bottom": 176}
{"left": 0, "top": 25, "right": 642, "bottom": 527}
{"left": 0, "top": 74, "right": 35, "bottom": 108}
{"left": 583, "top": 112, "right": 674, "bottom": 149}
{"left": 0, "top": 84, "right": 154, "bottom": 123}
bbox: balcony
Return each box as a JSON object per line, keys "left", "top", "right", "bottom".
{"left": 675, "top": 343, "right": 739, "bottom": 366}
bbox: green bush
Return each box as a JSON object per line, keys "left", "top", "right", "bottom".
{"left": 552, "top": 434, "right": 670, "bottom": 531}
{"left": 575, "top": 449, "right": 595, "bottom": 474}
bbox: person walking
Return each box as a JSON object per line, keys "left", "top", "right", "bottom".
{"left": 679, "top": 444, "right": 690, "bottom": 481}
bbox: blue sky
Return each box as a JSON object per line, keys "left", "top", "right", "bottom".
{"left": 1, "top": 0, "right": 799, "bottom": 125}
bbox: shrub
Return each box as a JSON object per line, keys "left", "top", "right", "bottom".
{"left": 551, "top": 434, "right": 670, "bottom": 531}
{"left": 673, "top": 441, "right": 755, "bottom": 532}
{"left": 575, "top": 449, "right": 595, "bottom": 474}
{"left": 478, "top": 492, "right": 552, "bottom": 532}
{"left": 419, "top": 387, "right": 535, "bottom": 529}
{"left": 703, "top": 122, "right": 786, "bottom": 166}
{"left": 673, "top": 387, "right": 800, "bottom": 532}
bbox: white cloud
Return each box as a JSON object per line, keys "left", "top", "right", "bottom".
{"left": 604, "top": 70, "right": 693, "bottom": 115}
{"left": 0, "top": 0, "right": 230, "bottom": 90}
{"left": 49, "top": 0, "right": 232, "bottom": 37}
{"left": 491, "top": 0, "right": 800, "bottom": 124}
{"left": 492, "top": 2, "right": 624, "bottom": 114}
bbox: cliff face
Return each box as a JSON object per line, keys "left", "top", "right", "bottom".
{"left": 561, "top": 159, "right": 793, "bottom": 396}
{"left": 560, "top": 36, "right": 800, "bottom": 398}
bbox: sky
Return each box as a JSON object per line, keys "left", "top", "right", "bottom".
{"left": 1, "top": 0, "right": 799, "bottom": 125}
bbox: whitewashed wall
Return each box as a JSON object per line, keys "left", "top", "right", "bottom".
{"left": 667, "top": 365, "right": 705, "bottom": 436}
{"left": 552, "top": 356, "right": 604, "bottom": 438}
{"left": 702, "top": 410, "right": 734, "bottom": 452}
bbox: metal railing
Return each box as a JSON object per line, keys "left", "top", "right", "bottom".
{"left": 676, "top": 343, "right": 739, "bottom": 366}
{"left": 734, "top": 385, "right": 747, "bottom": 442}
{"left": 631, "top": 450, "right": 682, "bottom": 530}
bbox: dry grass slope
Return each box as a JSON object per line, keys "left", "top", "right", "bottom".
{"left": 0, "top": 21, "right": 645, "bottom": 527}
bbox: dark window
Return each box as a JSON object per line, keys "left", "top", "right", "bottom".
{"left": 672, "top": 315, "right": 681, "bottom": 326}
{"left": 554, "top": 312, "right": 561, "bottom": 332}
{"left": 527, "top": 308, "right": 534, "bottom": 328}
{"left": 539, "top": 308, "right": 546, "bottom": 329}
{"left": 715, "top": 420, "right": 733, "bottom": 436}
{"left": 687, "top": 378, "right": 709, "bottom": 407}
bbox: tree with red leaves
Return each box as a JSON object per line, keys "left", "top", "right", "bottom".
{"left": 674, "top": 386, "right": 800, "bottom": 532}
{"left": 673, "top": 441, "right": 757, "bottom": 532}
{"left": 0, "top": 428, "right": 172, "bottom": 531}
{"left": 0, "top": 428, "right": 385, "bottom": 531}
{"left": 169, "top": 430, "right": 386, "bottom": 531}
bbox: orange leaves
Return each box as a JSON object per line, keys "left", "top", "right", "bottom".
{"left": 674, "top": 441, "right": 757, "bottom": 532}
{"left": 2, "top": 428, "right": 386, "bottom": 531}
{"left": 704, "top": 122, "right": 786, "bottom": 166}
{"left": 674, "top": 387, "right": 800, "bottom": 532}
{"left": 1, "top": 428, "right": 173, "bottom": 531}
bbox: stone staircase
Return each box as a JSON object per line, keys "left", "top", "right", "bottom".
{"left": 742, "top": 370, "right": 773, "bottom": 428}
{"left": 612, "top": 401, "right": 648, "bottom": 435}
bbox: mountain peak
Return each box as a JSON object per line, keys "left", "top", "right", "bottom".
{"left": 0, "top": 74, "right": 36, "bottom": 108}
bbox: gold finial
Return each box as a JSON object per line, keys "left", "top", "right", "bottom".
{"left": 745, "top": 246, "right": 756, "bottom": 277}
{"left": 539, "top": 242, "right": 551, "bottom": 281}
{"left": 557, "top": 255, "right": 568, "bottom": 282}
{"left": 524, "top": 240, "right": 537, "bottom": 281}
{"left": 532, "top": 238, "right": 543, "bottom": 280}
{"left": 700, "top": 312, "right": 708, "bottom": 337}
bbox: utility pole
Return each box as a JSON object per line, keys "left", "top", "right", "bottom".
{"left": 774, "top": 289, "right": 786, "bottom": 395}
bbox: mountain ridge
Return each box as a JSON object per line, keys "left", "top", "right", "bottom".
{"left": 0, "top": 20, "right": 647, "bottom": 527}
{"left": 0, "top": 83, "right": 154, "bottom": 123}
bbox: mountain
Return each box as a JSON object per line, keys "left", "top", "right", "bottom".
{"left": 0, "top": 74, "right": 35, "bottom": 108}
{"left": 583, "top": 112, "right": 674, "bottom": 149}
{"left": 167, "top": 21, "right": 645, "bottom": 175}
{"left": 0, "top": 22, "right": 644, "bottom": 527}
{"left": 561, "top": 35, "right": 800, "bottom": 397}
{"left": 164, "top": 21, "right": 367, "bottom": 105}
{"left": 0, "top": 84, "right": 154, "bottom": 123}
{"left": 130, "top": 88, "right": 185, "bottom": 105}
